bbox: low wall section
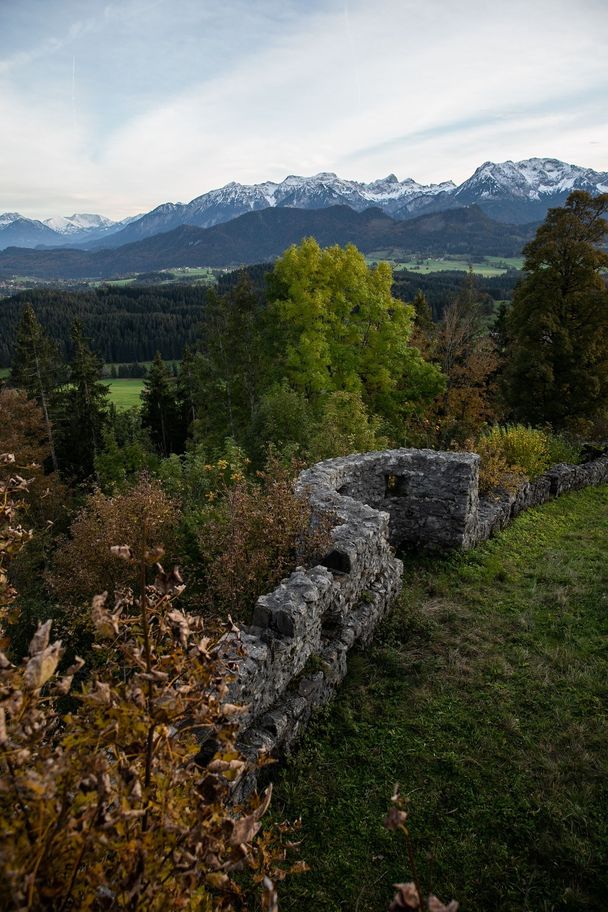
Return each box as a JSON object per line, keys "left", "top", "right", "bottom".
{"left": 215, "top": 448, "right": 608, "bottom": 785}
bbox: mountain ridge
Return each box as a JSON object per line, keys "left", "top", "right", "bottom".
{"left": 0, "top": 204, "right": 534, "bottom": 280}
{"left": 2, "top": 156, "right": 605, "bottom": 252}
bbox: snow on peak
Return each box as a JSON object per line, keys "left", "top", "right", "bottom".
{"left": 43, "top": 213, "right": 116, "bottom": 234}
{"left": 458, "top": 158, "right": 608, "bottom": 200}
{"left": 0, "top": 212, "right": 25, "bottom": 227}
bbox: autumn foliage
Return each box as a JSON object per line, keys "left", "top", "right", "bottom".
{"left": 197, "top": 457, "right": 332, "bottom": 621}
{"left": 0, "top": 518, "right": 296, "bottom": 910}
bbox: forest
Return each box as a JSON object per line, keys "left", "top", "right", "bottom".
{"left": 1, "top": 190, "right": 608, "bottom": 911}
{"left": 0, "top": 266, "right": 519, "bottom": 368}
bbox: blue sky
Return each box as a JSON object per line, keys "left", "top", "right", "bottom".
{"left": 1, "top": 0, "right": 606, "bottom": 219}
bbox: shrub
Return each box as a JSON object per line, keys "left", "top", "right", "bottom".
{"left": 0, "top": 454, "right": 33, "bottom": 631}
{"left": 0, "top": 537, "right": 294, "bottom": 910}
{"left": 158, "top": 440, "right": 249, "bottom": 510}
{"left": 48, "top": 475, "right": 176, "bottom": 608}
{"left": 197, "top": 457, "right": 332, "bottom": 622}
{"left": 470, "top": 425, "right": 581, "bottom": 496}
{"left": 483, "top": 425, "right": 549, "bottom": 478}
{"left": 308, "top": 391, "right": 389, "bottom": 462}
{"left": 544, "top": 433, "right": 582, "bottom": 467}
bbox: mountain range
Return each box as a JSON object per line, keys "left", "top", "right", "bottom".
{"left": 0, "top": 212, "right": 141, "bottom": 251}
{"left": 1, "top": 157, "right": 606, "bottom": 253}
{"left": 0, "top": 205, "right": 534, "bottom": 280}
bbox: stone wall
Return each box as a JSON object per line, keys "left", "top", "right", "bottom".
{"left": 470, "top": 454, "right": 608, "bottom": 544}
{"left": 214, "top": 448, "right": 608, "bottom": 789}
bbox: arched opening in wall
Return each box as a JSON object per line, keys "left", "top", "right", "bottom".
{"left": 320, "top": 549, "right": 351, "bottom": 575}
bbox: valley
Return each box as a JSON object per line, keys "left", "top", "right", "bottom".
{"left": 3, "top": 0, "right": 608, "bottom": 908}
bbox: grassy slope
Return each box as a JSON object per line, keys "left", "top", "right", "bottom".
{"left": 274, "top": 486, "right": 608, "bottom": 912}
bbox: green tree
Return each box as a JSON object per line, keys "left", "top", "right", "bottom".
{"left": 141, "top": 352, "right": 182, "bottom": 456}
{"left": 255, "top": 380, "right": 315, "bottom": 460}
{"left": 412, "top": 289, "right": 435, "bottom": 341}
{"left": 176, "top": 344, "right": 198, "bottom": 436}
{"left": 265, "top": 238, "right": 444, "bottom": 437}
{"left": 190, "top": 279, "right": 263, "bottom": 450}
{"left": 308, "top": 390, "right": 389, "bottom": 461}
{"left": 56, "top": 320, "right": 110, "bottom": 481}
{"left": 10, "top": 304, "right": 66, "bottom": 472}
{"left": 504, "top": 190, "right": 608, "bottom": 431}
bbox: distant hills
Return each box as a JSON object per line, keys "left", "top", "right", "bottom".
{"left": 0, "top": 205, "right": 534, "bottom": 280}
{"left": 1, "top": 157, "right": 606, "bottom": 253}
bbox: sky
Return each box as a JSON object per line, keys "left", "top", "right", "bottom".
{"left": 0, "top": 0, "right": 607, "bottom": 220}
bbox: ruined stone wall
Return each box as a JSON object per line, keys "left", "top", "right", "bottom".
{"left": 215, "top": 448, "right": 608, "bottom": 788}
{"left": 470, "top": 455, "right": 608, "bottom": 543}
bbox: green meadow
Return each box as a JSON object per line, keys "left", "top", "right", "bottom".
{"left": 105, "top": 378, "right": 145, "bottom": 409}
{"left": 366, "top": 253, "right": 524, "bottom": 276}
{"left": 275, "top": 486, "right": 608, "bottom": 912}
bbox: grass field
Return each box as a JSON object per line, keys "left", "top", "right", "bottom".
{"left": 365, "top": 253, "right": 524, "bottom": 276}
{"left": 2, "top": 371, "right": 150, "bottom": 409}
{"left": 274, "top": 486, "right": 608, "bottom": 911}
{"left": 98, "top": 266, "right": 216, "bottom": 288}
{"left": 105, "top": 378, "right": 144, "bottom": 409}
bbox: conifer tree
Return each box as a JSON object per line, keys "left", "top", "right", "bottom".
{"left": 176, "top": 345, "right": 198, "bottom": 438}
{"left": 190, "top": 278, "right": 263, "bottom": 450}
{"left": 10, "top": 304, "right": 65, "bottom": 472}
{"left": 141, "top": 352, "right": 181, "bottom": 456}
{"left": 56, "top": 320, "right": 110, "bottom": 481}
{"left": 504, "top": 191, "right": 608, "bottom": 431}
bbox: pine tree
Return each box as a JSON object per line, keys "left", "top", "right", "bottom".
{"left": 141, "top": 352, "right": 181, "bottom": 457}
{"left": 190, "top": 279, "right": 263, "bottom": 450}
{"left": 504, "top": 191, "right": 608, "bottom": 431}
{"left": 56, "top": 320, "right": 110, "bottom": 481}
{"left": 10, "top": 304, "right": 66, "bottom": 472}
{"left": 176, "top": 345, "right": 198, "bottom": 438}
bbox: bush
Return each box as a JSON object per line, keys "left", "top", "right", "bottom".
{"left": 470, "top": 425, "right": 581, "bottom": 496}
{"left": 308, "top": 391, "right": 389, "bottom": 462}
{"left": 48, "top": 476, "right": 177, "bottom": 608}
{"left": 0, "top": 546, "right": 293, "bottom": 910}
{"left": 544, "top": 433, "right": 582, "bottom": 467}
{"left": 196, "top": 457, "right": 332, "bottom": 622}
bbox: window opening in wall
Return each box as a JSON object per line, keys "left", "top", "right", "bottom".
{"left": 385, "top": 474, "right": 409, "bottom": 497}
{"left": 320, "top": 549, "right": 351, "bottom": 574}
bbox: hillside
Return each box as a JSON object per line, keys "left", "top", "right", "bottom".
{"left": 0, "top": 205, "right": 533, "bottom": 280}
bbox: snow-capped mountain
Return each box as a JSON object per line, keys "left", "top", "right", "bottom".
{"left": 0, "top": 212, "right": 25, "bottom": 228}
{"left": 0, "top": 211, "right": 142, "bottom": 250}
{"left": 100, "top": 172, "right": 456, "bottom": 248}
{"left": 452, "top": 158, "right": 608, "bottom": 222}
{"left": 3, "top": 157, "right": 606, "bottom": 251}
{"left": 0, "top": 214, "right": 63, "bottom": 249}
{"left": 99, "top": 158, "right": 607, "bottom": 247}
{"left": 42, "top": 213, "right": 117, "bottom": 235}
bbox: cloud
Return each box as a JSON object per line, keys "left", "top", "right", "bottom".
{"left": 0, "top": 0, "right": 606, "bottom": 218}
